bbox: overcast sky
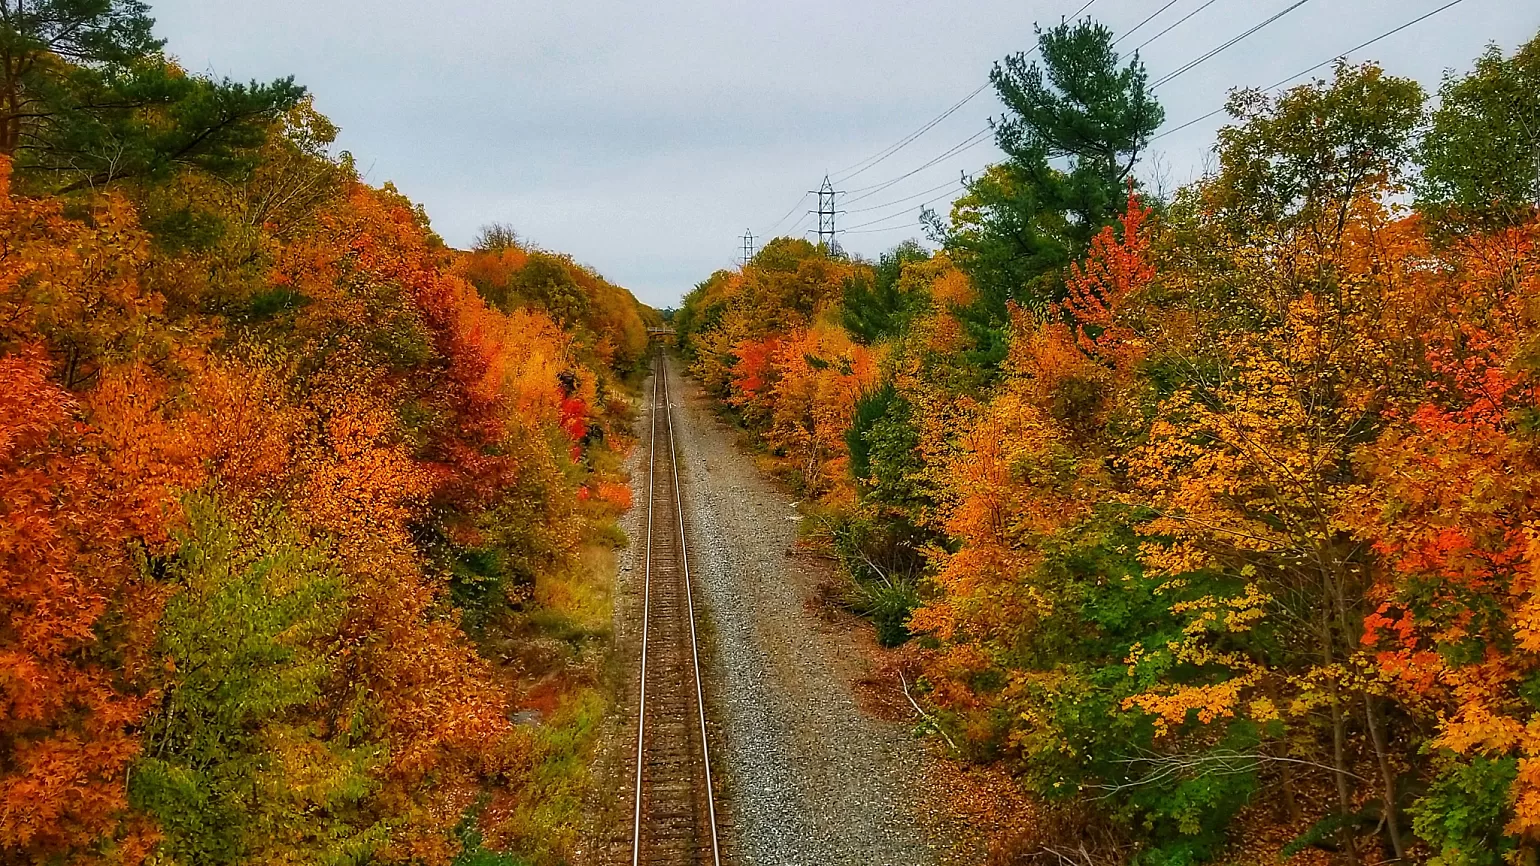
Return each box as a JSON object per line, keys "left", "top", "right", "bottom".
{"left": 151, "top": 0, "right": 1539, "bottom": 309}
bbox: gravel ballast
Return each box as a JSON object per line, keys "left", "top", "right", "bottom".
{"left": 663, "top": 359, "right": 947, "bottom": 866}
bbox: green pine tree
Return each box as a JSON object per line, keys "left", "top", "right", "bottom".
{"left": 0, "top": 0, "right": 304, "bottom": 192}
{"left": 932, "top": 17, "right": 1162, "bottom": 382}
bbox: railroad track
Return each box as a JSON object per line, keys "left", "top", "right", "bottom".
{"left": 630, "top": 349, "right": 722, "bottom": 866}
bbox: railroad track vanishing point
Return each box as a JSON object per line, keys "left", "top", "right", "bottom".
{"left": 630, "top": 349, "right": 722, "bottom": 865}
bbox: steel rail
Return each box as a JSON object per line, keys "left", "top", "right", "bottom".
{"left": 662, "top": 353, "right": 723, "bottom": 866}
{"left": 630, "top": 348, "right": 722, "bottom": 865}
{"left": 630, "top": 354, "right": 659, "bottom": 866}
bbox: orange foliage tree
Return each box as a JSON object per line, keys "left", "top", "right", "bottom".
{"left": 0, "top": 64, "right": 650, "bottom": 863}
{"left": 0, "top": 348, "right": 165, "bottom": 865}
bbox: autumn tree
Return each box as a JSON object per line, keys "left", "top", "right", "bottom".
{"left": 1349, "top": 212, "right": 1540, "bottom": 861}
{"left": 474, "top": 221, "right": 519, "bottom": 250}
{"left": 1210, "top": 60, "right": 1424, "bottom": 240}
{"left": 456, "top": 242, "right": 649, "bottom": 375}
{"left": 0, "top": 347, "right": 195, "bottom": 865}
{"left": 0, "top": 154, "right": 161, "bottom": 385}
{"left": 128, "top": 497, "right": 381, "bottom": 865}
{"left": 1120, "top": 64, "right": 1431, "bottom": 863}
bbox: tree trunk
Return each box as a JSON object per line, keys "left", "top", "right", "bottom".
{"left": 1319, "top": 572, "right": 1360, "bottom": 866}
{"left": 1279, "top": 760, "right": 1303, "bottom": 824}
{"left": 1329, "top": 693, "right": 1360, "bottom": 866}
{"left": 64, "top": 342, "right": 80, "bottom": 391}
{"left": 1364, "top": 694, "right": 1406, "bottom": 859}
{"left": 1, "top": 61, "right": 17, "bottom": 155}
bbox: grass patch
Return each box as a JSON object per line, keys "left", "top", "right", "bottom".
{"left": 492, "top": 688, "right": 606, "bottom": 863}
{"left": 532, "top": 543, "right": 614, "bottom": 636}
{"left": 474, "top": 538, "right": 617, "bottom": 865}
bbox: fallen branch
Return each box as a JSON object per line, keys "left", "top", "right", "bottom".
{"left": 1037, "top": 844, "right": 1101, "bottom": 866}
{"left": 1085, "top": 748, "right": 1367, "bottom": 798}
{"left": 898, "top": 670, "right": 959, "bottom": 753}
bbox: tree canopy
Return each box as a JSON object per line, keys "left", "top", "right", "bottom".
{"left": 932, "top": 18, "right": 1163, "bottom": 380}
{"left": 0, "top": 0, "right": 303, "bottom": 193}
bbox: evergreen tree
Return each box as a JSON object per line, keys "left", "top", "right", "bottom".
{"left": 0, "top": 0, "right": 304, "bottom": 192}
{"left": 991, "top": 18, "right": 1163, "bottom": 250}
{"left": 0, "top": 0, "right": 160, "bottom": 153}
{"left": 934, "top": 18, "right": 1162, "bottom": 380}
{"left": 841, "top": 239, "right": 930, "bottom": 344}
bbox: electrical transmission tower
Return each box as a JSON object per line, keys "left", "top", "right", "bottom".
{"left": 808, "top": 175, "right": 843, "bottom": 251}
{"left": 741, "top": 229, "right": 755, "bottom": 265}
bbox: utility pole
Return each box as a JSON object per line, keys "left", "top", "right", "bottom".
{"left": 741, "top": 229, "right": 755, "bottom": 266}
{"left": 808, "top": 175, "right": 843, "bottom": 251}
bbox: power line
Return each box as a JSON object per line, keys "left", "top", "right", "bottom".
{"left": 834, "top": 0, "right": 1470, "bottom": 250}
{"left": 831, "top": 83, "right": 990, "bottom": 184}
{"left": 843, "top": 223, "right": 929, "bottom": 236}
{"left": 838, "top": 178, "right": 968, "bottom": 229}
{"left": 832, "top": 0, "right": 1238, "bottom": 241}
{"left": 1150, "top": 0, "right": 1317, "bottom": 90}
{"left": 837, "top": 0, "right": 1192, "bottom": 208}
{"left": 843, "top": 126, "right": 994, "bottom": 202}
{"left": 786, "top": 209, "right": 815, "bottom": 238}
{"left": 824, "top": 0, "right": 1099, "bottom": 186}
{"left": 1064, "top": 0, "right": 1100, "bottom": 24}
{"left": 840, "top": 180, "right": 969, "bottom": 233}
{"left": 1135, "top": 0, "right": 1223, "bottom": 53}
{"left": 768, "top": 0, "right": 1291, "bottom": 243}
{"left": 846, "top": 175, "right": 966, "bottom": 213}
{"left": 835, "top": 0, "right": 1302, "bottom": 240}
{"left": 1150, "top": 0, "right": 1472, "bottom": 142}
{"left": 1113, "top": 0, "right": 1186, "bottom": 47}
{"left": 758, "top": 1, "right": 1118, "bottom": 243}
{"left": 771, "top": 0, "right": 1331, "bottom": 250}
{"left": 827, "top": 0, "right": 1199, "bottom": 242}
{"left": 759, "top": 191, "right": 812, "bottom": 237}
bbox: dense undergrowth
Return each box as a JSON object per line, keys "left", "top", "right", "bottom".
{"left": 676, "top": 19, "right": 1540, "bottom": 865}
{"left": 0, "top": 4, "right": 656, "bottom": 864}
